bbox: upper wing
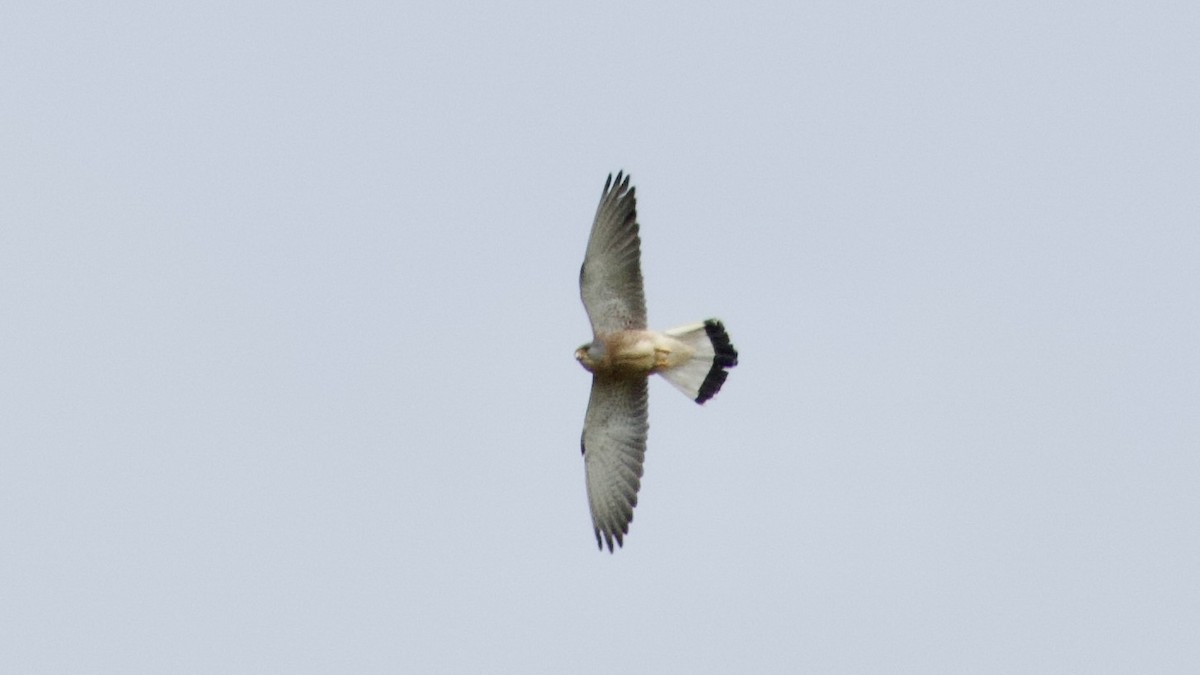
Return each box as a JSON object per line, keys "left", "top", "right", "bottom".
{"left": 581, "top": 374, "right": 649, "bottom": 552}
{"left": 579, "top": 172, "right": 647, "bottom": 334}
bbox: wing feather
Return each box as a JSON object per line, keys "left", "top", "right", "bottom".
{"left": 579, "top": 172, "right": 647, "bottom": 334}
{"left": 581, "top": 375, "right": 649, "bottom": 552}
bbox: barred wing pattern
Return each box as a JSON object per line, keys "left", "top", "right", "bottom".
{"left": 579, "top": 172, "right": 647, "bottom": 334}
{"left": 581, "top": 375, "right": 649, "bottom": 552}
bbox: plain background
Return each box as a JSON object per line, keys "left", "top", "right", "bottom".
{"left": 3, "top": 2, "right": 1198, "bottom": 672}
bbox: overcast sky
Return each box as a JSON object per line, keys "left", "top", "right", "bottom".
{"left": 3, "top": 2, "right": 1198, "bottom": 673}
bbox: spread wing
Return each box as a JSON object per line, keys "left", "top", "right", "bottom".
{"left": 579, "top": 172, "right": 647, "bottom": 334}
{"left": 581, "top": 375, "right": 649, "bottom": 552}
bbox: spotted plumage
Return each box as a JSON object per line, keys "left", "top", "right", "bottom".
{"left": 575, "top": 172, "right": 738, "bottom": 552}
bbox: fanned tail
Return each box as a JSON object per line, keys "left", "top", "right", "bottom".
{"left": 658, "top": 320, "right": 738, "bottom": 404}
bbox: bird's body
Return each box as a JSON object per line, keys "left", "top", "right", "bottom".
{"left": 575, "top": 330, "right": 695, "bottom": 377}
{"left": 575, "top": 172, "right": 738, "bottom": 552}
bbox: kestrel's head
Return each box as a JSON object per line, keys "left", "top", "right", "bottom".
{"left": 575, "top": 340, "right": 605, "bottom": 372}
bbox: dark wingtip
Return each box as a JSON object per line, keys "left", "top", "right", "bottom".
{"left": 695, "top": 319, "right": 738, "bottom": 404}
{"left": 595, "top": 524, "right": 628, "bottom": 553}
{"left": 602, "top": 529, "right": 616, "bottom": 553}
{"left": 604, "top": 170, "right": 629, "bottom": 193}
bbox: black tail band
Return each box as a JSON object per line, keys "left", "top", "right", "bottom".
{"left": 696, "top": 319, "right": 738, "bottom": 404}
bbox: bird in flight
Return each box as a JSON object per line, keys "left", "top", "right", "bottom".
{"left": 576, "top": 171, "right": 738, "bottom": 552}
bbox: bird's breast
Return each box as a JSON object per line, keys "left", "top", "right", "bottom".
{"left": 595, "top": 331, "right": 658, "bottom": 376}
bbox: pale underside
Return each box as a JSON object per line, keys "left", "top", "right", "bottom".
{"left": 578, "top": 172, "right": 653, "bottom": 551}
{"left": 576, "top": 173, "right": 737, "bottom": 550}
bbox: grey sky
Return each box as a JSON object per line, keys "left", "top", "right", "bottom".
{"left": 3, "top": 2, "right": 1198, "bottom": 673}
